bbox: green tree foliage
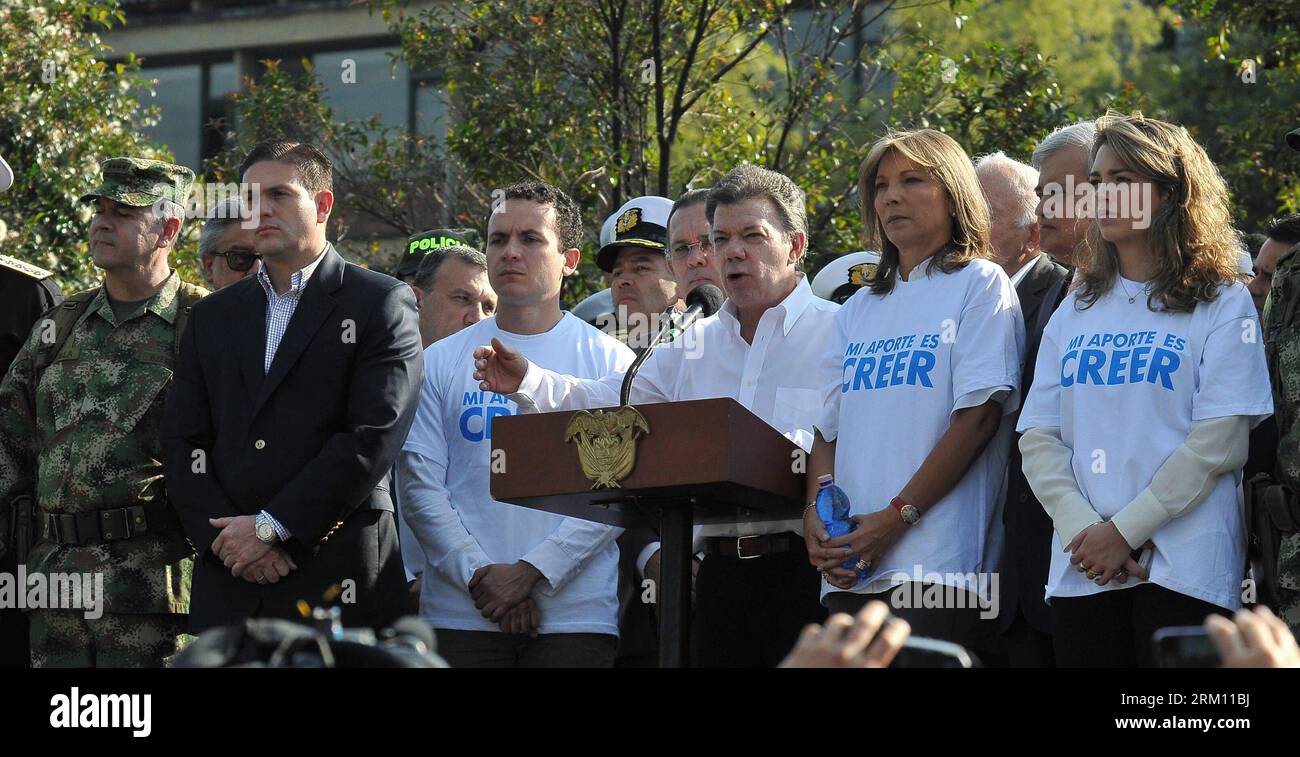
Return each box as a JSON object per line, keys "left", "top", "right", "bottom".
{"left": 206, "top": 58, "right": 455, "bottom": 270}
{"left": 20, "top": 1, "right": 1293, "bottom": 299}
{"left": 0, "top": 0, "right": 174, "bottom": 291}
{"left": 901, "top": 0, "right": 1172, "bottom": 107}
{"left": 1164, "top": 1, "right": 1300, "bottom": 228}
{"left": 377, "top": 0, "right": 1075, "bottom": 293}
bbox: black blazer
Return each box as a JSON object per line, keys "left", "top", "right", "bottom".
{"left": 1001, "top": 253, "right": 1070, "bottom": 635}
{"left": 163, "top": 245, "right": 423, "bottom": 631}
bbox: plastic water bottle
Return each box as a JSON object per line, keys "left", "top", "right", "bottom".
{"left": 814, "top": 474, "right": 869, "bottom": 579}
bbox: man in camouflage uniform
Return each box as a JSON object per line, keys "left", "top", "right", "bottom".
{"left": 0, "top": 157, "right": 206, "bottom": 667}
{"left": 1265, "top": 241, "right": 1300, "bottom": 636}
{"left": 1258, "top": 126, "right": 1300, "bottom": 636}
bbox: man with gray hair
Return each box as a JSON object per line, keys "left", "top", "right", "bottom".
{"left": 987, "top": 146, "right": 1072, "bottom": 667}
{"left": 976, "top": 152, "right": 1043, "bottom": 282}
{"left": 1031, "top": 121, "right": 1096, "bottom": 267}
{"left": 473, "top": 163, "right": 838, "bottom": 666}
{"left": 198, "top": 197, "right": 260, "bottom": 291}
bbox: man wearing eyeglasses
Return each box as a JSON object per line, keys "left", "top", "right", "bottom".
{"left": 594, "top": 196, "right": 682, "bottom": 667}
{"left": 198, "top": 198, "right": 261, "bottom": 291}
{"left": 474, "top": 165, "right": 839, "bottom": 667}
{"left": 666, "top": 188, "right": 726, "bottom": 298}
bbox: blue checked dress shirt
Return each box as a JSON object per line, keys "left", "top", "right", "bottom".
{"left": 251, "top": 250, "right": 327, "bottom": 540}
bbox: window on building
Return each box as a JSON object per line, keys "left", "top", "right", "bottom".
{"left": 315, "top": 47, "right": 409, "bottom": 130}
{"left": 412, "top": 76, "right": 450, "bottom": 149}
{"left": 141, "top": 64, "right": 203, "bottom": 172}
{"left": 202, "top": 61, "right": 239, "bottom": 168}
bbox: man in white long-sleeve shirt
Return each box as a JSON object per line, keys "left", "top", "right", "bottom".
{"left": 400, "top": 181, "right": 633, "bottom": 667}
{"left": 474, "top": 165, "right": 838, "bottom": 667}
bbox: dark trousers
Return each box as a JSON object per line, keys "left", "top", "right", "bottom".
{"left": 0, "top": 608, "right": 26, "bottom": 668}
{"left": 1004, "top": 608, "right": 1056, "bottom": 668}
{"left": 825, "top": 583, "right": 1007, "bottom": 666}
{"left": 0, "top": 554, "right": 28, "bottom": 668}
{"left": 691, "top": 536, "right": 826, "bottom": 668}
{"left": 434, "top": 629, "right": 617, "bottom": 668}
{"left": 1051, "top": 584, "right": 1230, "bottom": 667}
{"left": 189, "top": 509, "right": 406, "bottom": 634}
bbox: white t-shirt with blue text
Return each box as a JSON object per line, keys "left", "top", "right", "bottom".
{"left": 816, "top": 258, "right": 1025, "bottom": 602}
{"left": 399, "top": 313, "right": 635, "bottom": 635}
{"left": 1017, "top": 278, "right": 1272, "bottom": 609}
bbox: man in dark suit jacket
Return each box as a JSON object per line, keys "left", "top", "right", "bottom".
{"left": 977, "top": 153, "right": 1071, "bottom": 667}
{"left": 1000, "top": 251, "right": 1068, "bottom": 666}
{"left": 162, "top": 141, "right": 423, "bottom": 633}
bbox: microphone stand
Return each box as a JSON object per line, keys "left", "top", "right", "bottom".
{"left": 619, "top": 309, "right": 681, "bottom": 406}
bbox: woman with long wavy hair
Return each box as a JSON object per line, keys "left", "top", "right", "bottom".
{"left": 803, "top": 128, "right": 1025, "bottom": 660}
{"left": 1017, "top": 112, "right": 1272, "bottom": 666}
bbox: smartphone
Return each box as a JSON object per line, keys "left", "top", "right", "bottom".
{"left": 1152, "top": 626, "right": 1221, "bottom": 668}
{"left": 1131, "top": 545, "right": 1154, "bottom": 575}
{"left": 890, "top": 636, "right": 978, "bottom": 668}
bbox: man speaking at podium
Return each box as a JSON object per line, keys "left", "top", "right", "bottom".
{"left": 474, "top": 165, "right": 839, "bottom": 667}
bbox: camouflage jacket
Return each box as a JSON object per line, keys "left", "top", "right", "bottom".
{"left": 0, "top": 271, "right": 202, "bottom": 614}
{"left": 1263, "top": 246, "right": 1300, "bottom": 595}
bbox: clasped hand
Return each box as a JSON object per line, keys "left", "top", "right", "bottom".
{"left": 1067, "top": 521, "right": 1150, "bottom": 585}
{"left": 209, "top": 515, "right": 297, "bottom": 584}
{"left": 469, "top": 561, "right": 544, "bottom": 635}
{"left": 803, "top": 506, "right": 906, "bottom": 590}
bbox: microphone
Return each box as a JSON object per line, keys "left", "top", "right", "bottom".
{"left": 619, "top": 284, "right": 724, "bottom": 406}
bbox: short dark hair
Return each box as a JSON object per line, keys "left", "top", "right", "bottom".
{"left": 238, "top": 140, "right": 333, "bottom": 193}
{"left": 667, "top": 188, "right": 711, "bottom": 235}
{"left": 412, "top": 244, "right": 488, "bottom": 294}
{"left": 496, "top": 181, "right": 583, "bottom": 252}
{"left": 1266, "top": 213, "right": 1300, "bottom": 247}
{"left": 705, "top": 164, "right": 807, "bottom": 240}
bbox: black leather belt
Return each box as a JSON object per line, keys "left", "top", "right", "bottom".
{"left": 705, "top": 532, "right": 797, "bottom": 559}
{"left": 39, "top": 501, "right": 180, "bottom": 546}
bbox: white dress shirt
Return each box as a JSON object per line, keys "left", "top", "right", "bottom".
{"left": 512, "top": 275, "right": 841, "bottom": 574}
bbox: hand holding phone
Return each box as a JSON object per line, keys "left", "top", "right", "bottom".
{"left": 1109, "top": 543, "right": 1153, "bottom": 585}
{"left": 1204, "top": 606, "right": 1300, "bottom": 668}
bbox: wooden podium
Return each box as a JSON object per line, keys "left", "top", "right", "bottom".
{"left": 491, "top": 397, "right": 805, "bottom": 667}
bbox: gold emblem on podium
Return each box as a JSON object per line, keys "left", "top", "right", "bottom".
{"left": 564, "top": 406, "right": 650, "bottom": 489}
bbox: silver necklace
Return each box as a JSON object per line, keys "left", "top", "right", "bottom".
{"left": 1117, "top": 277, "right": 1143, "bottom": 304}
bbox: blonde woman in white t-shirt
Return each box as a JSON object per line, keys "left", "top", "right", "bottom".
{"left": 1017, "top": 112, "right": 1272, "bottom": 667}
{"left": 804, "top": 129, "right": 1025, "bottom": 660}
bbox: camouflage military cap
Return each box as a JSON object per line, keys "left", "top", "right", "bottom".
{"left": 79, "top": 157, "right": 195, "bottom": 208}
